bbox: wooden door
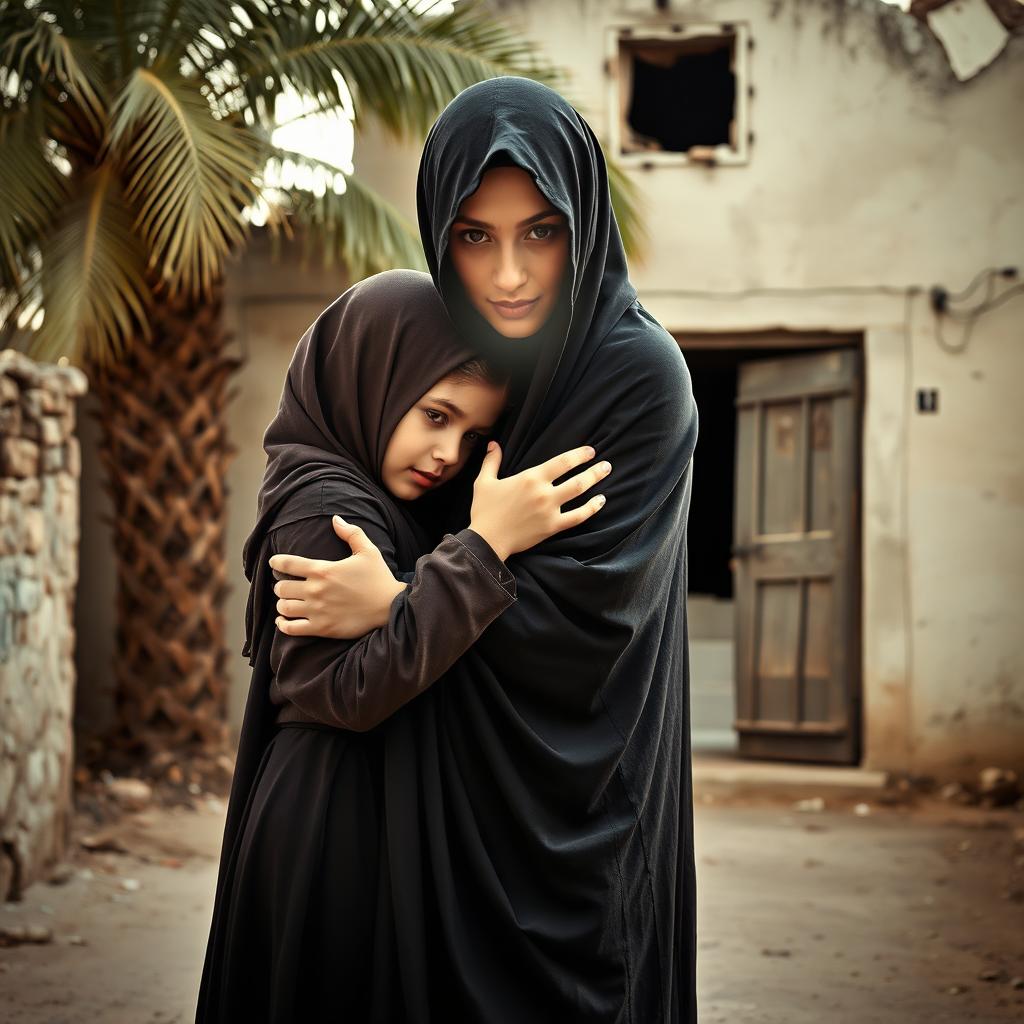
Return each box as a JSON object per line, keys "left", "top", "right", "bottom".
{"left": 732, "top": 350, "right": 860, "bottom": 763}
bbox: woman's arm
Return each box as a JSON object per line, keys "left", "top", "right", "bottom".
{"left": 272, "top": 442, "right": 610, "bottom": 640}
{"left": 269, "top": 513, "right": 515, "bottom": 732}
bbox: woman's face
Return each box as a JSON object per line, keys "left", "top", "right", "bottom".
{"left": 448, "top": 166, "right": 570, "bottom": 339}
{"left": 381, "top": 376, "right": 507, "bottom": 500}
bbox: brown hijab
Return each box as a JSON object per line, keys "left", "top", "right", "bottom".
{"left": 240, "top": 268, "right": 475, "bottom": 662}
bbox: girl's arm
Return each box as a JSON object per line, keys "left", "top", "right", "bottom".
{"left": 268, "top": 512, "right": 515, "bottom": 732}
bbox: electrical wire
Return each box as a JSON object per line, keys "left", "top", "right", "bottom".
{"left": 945, "top": 280, "right": 1024, "bottom": 320}
{"left": 944, "top": 266, "right": 1004, "bottom": 303}
{"left": 935, "top": 273, "right": 1023, "bottom": 355}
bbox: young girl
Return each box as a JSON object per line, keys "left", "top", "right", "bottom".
{"left": 273, "top": 79, "right": 700, "bottom": 1023}
{"left": 195, "top": 269, "right": 609, "bottom": 1021}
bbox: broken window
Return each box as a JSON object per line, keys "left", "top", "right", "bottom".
{"left": 612, "top": 24, "right": 749, "bottom": 165}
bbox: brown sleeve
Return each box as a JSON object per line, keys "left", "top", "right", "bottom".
{"left": 268, "top": 516, "right": 516, "bottom": 731}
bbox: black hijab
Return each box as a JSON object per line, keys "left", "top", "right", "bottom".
{"left": 240, "top": 268, "right": 474, "bottom": 662}
{"left": 380, "top": 79, "right": 700, "bottom": 1022}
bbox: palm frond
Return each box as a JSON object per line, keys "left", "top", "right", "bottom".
{"left": 266, "top": 147, "right": 425, "bottom": 281}
{"left": 26, "top": 162, "right": 152, "bottom": 366}
{"left": 0, "top": 97, "right": 72, "bottom": 292}
{"left": 604, "top": 150, "right": 647, "bottom": 262}
{"left": 0, "top": 10, "right": 108, "bottom": 135}
{"left": 105, "top": 63, "right": 265, "bottom": 298}
{"left": 207, "top": 0, "right": 558, "bottom": 140}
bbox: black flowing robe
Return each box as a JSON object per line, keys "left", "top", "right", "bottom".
{"left": 380, "top": 78, "right": 700, "bottom": 1022}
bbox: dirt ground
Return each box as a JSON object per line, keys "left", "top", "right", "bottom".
{"left": 1, "top": 784, "right": 1022, "bottom": 1023}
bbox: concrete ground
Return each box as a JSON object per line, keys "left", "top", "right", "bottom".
{"left": 2, "top": 780, "right": 1022, "bottom": 1023}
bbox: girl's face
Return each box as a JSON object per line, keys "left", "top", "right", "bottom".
{"left": 449, "top": 166, "right": 570, "bottom": 339}
{"left": 381, "top": 376, "right": 507, "bottom": 500}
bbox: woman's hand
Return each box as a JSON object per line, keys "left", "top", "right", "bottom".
{"left": 269, "top": 517, "right": 406, "bottom": 639}
{"left": 469, "top": 442, "right": 610, "bottom": 561}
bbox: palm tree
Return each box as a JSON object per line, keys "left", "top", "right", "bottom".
{"left": 0, "top": 0, "right": 644, "bottom": 762}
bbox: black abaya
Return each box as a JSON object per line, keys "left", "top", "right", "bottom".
{"left": 378, "top": 78, "right": 700, "bottom": 1022}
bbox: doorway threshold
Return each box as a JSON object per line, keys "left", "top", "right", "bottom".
{"left": 692, "top": 748, "right": 888, "bottom": 790}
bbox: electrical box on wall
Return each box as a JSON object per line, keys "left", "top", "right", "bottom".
{"left": 916, "top": 388, "right": 939, "bottom": 413}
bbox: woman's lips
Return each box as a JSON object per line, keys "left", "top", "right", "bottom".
{"left": 489, "top": 297, "right": 539, "bottom": 320}
{"left": 409, "top": 468, "right": 440, "bottom": 488}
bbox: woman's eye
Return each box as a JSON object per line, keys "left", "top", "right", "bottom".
{"left": 463, "top": 431, "right": 481, "bottom": 444}
{"left": 460, "top": 228, "right": 488, "bottom": 245}
{"left": 424, "top": 408, "right": 446, "bottom": 425}
{"left": 528, "top": 223, "right": 559, "bottom": 241}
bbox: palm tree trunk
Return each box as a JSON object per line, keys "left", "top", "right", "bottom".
{"left": 87, "top": 279, "right": 237, "bottom": 759}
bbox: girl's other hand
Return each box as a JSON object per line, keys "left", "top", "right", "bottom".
{"left": 270, "top": 517, "right": 406, "bottom": 639}
{"left": 469, "top": 442, "right": 610, "bottom": 562}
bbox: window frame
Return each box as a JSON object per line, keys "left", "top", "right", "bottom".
{"left": 605, "top": 20, "right": 752, "bottom": 168}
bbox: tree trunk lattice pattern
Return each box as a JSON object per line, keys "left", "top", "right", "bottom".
{"left": 89, "top": 282, "right": 237, "bottom": 758}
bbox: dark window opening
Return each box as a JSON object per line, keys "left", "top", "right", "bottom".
{"left": 620, "top": 33, "right": 737, "bottom": 155}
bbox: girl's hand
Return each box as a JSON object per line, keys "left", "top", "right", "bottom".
{"left": 269, "top": 517, "right": 406, "bottom": 639}
{"left": 469, "top": 442, "right": 610, "bottom": 561}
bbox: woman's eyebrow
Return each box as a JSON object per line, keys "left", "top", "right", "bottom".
{"left": 453, "top": 208, "right": 563, "bottom": 230}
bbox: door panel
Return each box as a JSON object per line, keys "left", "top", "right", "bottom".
{"left": 733, "top": 349, "right": 860, "bottom": 763}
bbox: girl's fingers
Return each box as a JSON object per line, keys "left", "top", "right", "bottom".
{"left": 552, "top": 460, "right": 611, "bottom": 504}
{"left": 275, "top": 616, "right": 312, "bottom": 636}
{"left": 558, "top": 493, "right": 607, "bottom": 530}
{"left": 476, "top": 441, "right": 503, "bottom": 481}
{"left": 332, "top": 516, "right": 375, "bottom": 555}
{"left": 276, "top": 598, "right": 307, "bottom": 618}
{"left": 268, "top": 553, "right": 328, "bottom": 579}
{"left": 538, "top": 445, "right": 597, "bottom": 483}
{"left": 272, "top": 579, "right": 308, "bottom": 600}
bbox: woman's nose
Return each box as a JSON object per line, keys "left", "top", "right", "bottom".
{"left": 493, "top": 243, "right": 528, "bottom": 293}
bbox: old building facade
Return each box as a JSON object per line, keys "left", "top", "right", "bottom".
{"left": 73, "top": 0, "right": 1024, "bottom": 778}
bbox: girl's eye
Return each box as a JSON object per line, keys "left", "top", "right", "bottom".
{"left": 424, "top": 408, "right": 446, "bottom": 426}
{"left": 527, "top": 223, "right": 559, "bottom": 241}
{"left": 460, "top": 228, "right": 488, "bottom": 245}
{"left": 463, "top": 431, "right": 482, "bottom": 444}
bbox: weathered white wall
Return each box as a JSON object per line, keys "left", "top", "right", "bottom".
{"left": 74, "top": 0, "right": 1024, "bottom": 775}
{"left": 359, "top": 0, "right": 1022, "bottom": 774}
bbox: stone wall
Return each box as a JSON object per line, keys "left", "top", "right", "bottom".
{"left": 0, "top": 349, "right": 87, "bottom": 900}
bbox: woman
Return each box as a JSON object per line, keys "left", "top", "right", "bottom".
{"left": 196, "top": 269, "right": 610, "bottom": 1021}
{"left": 274, "top": 78, "right": 700, "bottom": 1022}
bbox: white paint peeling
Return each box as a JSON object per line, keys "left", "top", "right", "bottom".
{"left": 926, "top": 0, "right": 1010, "bottom": 81}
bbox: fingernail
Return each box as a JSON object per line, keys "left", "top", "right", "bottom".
{"left": 487, "top": 441, "right": 496, "bottom": 452}
{"left": 586, "top": 446, "right": 596, "bottom": 458}
{"left": 600, "top": 461, "right": 612, "bottom": 473}
{"left": 596, "top": 494, "right": 606, "bottom": 508}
